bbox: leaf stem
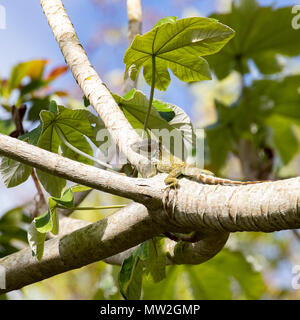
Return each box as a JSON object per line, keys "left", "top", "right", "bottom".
{"left": 55, "top": 126, "right": 114, "bottom": 170}
{"left": 56, "top": 204, "right": 126, "bottom": 210}
{"left": 142, "top": 55, "right": 156, "bottom": 137}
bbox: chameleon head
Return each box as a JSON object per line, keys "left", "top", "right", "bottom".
{"left": 151, "top": 158, "right": 174, "bottom": 173}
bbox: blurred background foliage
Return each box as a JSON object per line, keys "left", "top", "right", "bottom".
{"left": 1, "top": 0, "right": 300, "bottom": 300}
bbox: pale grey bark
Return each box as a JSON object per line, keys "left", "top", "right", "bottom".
{"left": 123, "top": 0, "right": 142, "bottom": 93}
{"left": 0, "top": 203, "right": 161, "bottom": 294}
{"left": 0, "top": 202, "right": 228, "bottom": 294}
{"left": 2, "top": 133, "right": 300, "bottom": 234}
{"left": 1, "top": 129, "right": 300, "bottom": 292}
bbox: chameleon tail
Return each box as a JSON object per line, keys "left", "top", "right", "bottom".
{"left": 196, "top": 174, "right": 265, "bottom": 185}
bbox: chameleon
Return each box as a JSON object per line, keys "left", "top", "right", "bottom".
{"left": 132, "top": 139, "right": 266, "bottom": 188}
{"left": 151, "top": 158, "right": 268, "bottom": 221}
{"left": 152, "top": 158, "right": 267, "bottom": 189}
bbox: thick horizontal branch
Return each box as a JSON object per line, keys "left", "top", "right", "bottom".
{"left": 0, "top": 203, "right": 162, "bottom": 293}
{"left": 0, "top": 203, "right": 228, "bottom": 293}
{"left": 54, "top": 213, "right": 229, "bottom": 266}
{"left": 1, "top": 133, "right": 300, "bottom": 291}
{"left": 0, "top": 134, "right": 161, "bottom": 207}
{"left": 1, "top": 133, "right": 300, "bottom": 235}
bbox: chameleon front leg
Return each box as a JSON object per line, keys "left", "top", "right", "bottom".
{"left": 162, "top": 166, "right": 182, "bottom": 217}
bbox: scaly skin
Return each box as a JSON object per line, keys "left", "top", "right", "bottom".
{"left": 154, "top": 159, "right": 266, "bottom": 188}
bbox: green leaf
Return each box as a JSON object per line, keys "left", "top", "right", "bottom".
{"left": 0, "top": 119, "right": 15, "bottom": 135}
{"left": 36, "top": 170, "right": 66, "bottom": 198}
{"left": 113, "top": 89, "right": 172, "bottom": 130}
{"left": 34, "top": 199, "right": 59, "bottom": 236}
{"left": 0, "top": 126, "right": 43, "bottom": 188}
{"left": 252, "top": 52, "right": 282, "bottom": 75}
{"left": 124, "top": 16, "right": 235, "bottom": 90}
{"left": 250, "top": 75, "right": 300, "bottom": 121}
{"left": 38, "top": 106, "right": 96, "bottom": 161}
{"left": 49, "top": 199, "right": 59, "bottom": 235}
{"left": 207, "top": 0, "right": 300, "bottom": 78}
{"left": 113, "top": 89, "right": 195, "bottom": 155}
{"left": 36, "top": 104, "right": 98, "bottom": 196}
{"left": 9, "top": 60, "right": 47, "bottom": 92}
{"left": 153, "top": 16, "right": 177, "bottom": 28}
{"left": 27, "top": 96, "right": 51, "bottom": 121}
{"left": 142, "top": 266, "right": 183, "bottom": 299}
{"left": 155, "top": 99, "right": 196, "bottom": 147}
{"left": 143, "top": 249, "right": 264, "bottom": 299}
{"left": 34, "top": 210, "right": 53, "bottom": 233}
{"left": 20, "top": 79, "right": 46, "bottom": 97}
{"left": 152, "top": 99, "right": 175, "bottom": 122}
{"left": 266, "top": 115, "right": 298, "bottom": 165}
{"left": 71, "top": 184, "right": 92, "bottom": 193}
{"left": 0, "top": 157, "right": 32, "bottom": 188}
{"left": 144, "top": 238, "right": 166, "bottom": 283}
{"left": 206, "top": 249, "right": 265, "bottom": 299}
{"left": 19, "top": 125, "right": 42, "bottom": 146}
{"left": 51, "top": 188, "right": 74, "bottom": 208}
{"left": 49, "top": 100, "right": 58, "bottom": 114}
{"left": 186, "top": 264, "right": 232, "bottom": 299}
{"left": 189, "top": 248, "right": 264, "bottom": 299}
{"left": 239, "top": 75, "right": 300, "bottom": 165}
{"left": 27, "top": 221, "right": 46, "bottom": 261}
{"left": 119, "top": 248, "right": 144, "bottom": 300}
{"left": 0, "top": 207, "right": 30, "bottom": 257}
{"left": 205, "top": 125, "right": 232, "bottom": 171}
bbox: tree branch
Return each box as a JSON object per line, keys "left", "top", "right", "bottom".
{"left": 1, "top": 133, "right": 300, "bottom": 234}
{"left": 0, "top": 203, "right": 229, "bottom": 293}
{"left": 0, "top": 203, "right": 161, "bottom": 294}
{"left": 51, "top": 212, "right": 229, "bottom": 267}
{"left": 1, "top": 133, "right": 300, "bottom": 291}
{"left": 123, "top": 0, "right": 142, "bottom": 93}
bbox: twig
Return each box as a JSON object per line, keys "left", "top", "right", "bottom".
{"left": 123, "top": 0, "right": 142, "bottom": 93}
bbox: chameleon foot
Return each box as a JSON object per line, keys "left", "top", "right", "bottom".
{"left": 162, "top": 186, "right": 170, "bottom": 213}
{"left": 162, "top": 185, "right": 177, "bottom": 219}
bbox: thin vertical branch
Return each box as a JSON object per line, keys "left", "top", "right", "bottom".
{"left": 123, "top": 0, "right": 142, "bottom": 93}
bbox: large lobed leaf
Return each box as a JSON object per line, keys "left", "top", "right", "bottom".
{"left": 206, "top": 0, "right": 300, "bottom": 79}
{"left": 0, "top": 207, "right": 30, "bottom": 258}
{"left": 119, "top": 239, "right": 166, "bottom": 300}
{"left": 0, "top": 157, "right": 32, "bottom": 188}
{"left": 36, "top": 104, "right": 98, "bottom": 197}
{"left": 113, "top": 89, "right": 195, "bottom": 158}
{"left": 142, "top": 248, "right": 265, "bottom": 299}
{"left": 124, "top": 16, "right": 235, "bottom": 91}
{"left": 205, "top": 74, "right": 300, "bottom": 169}
{"left": 8, "top": 60, "right": 48, "bottom": 92}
